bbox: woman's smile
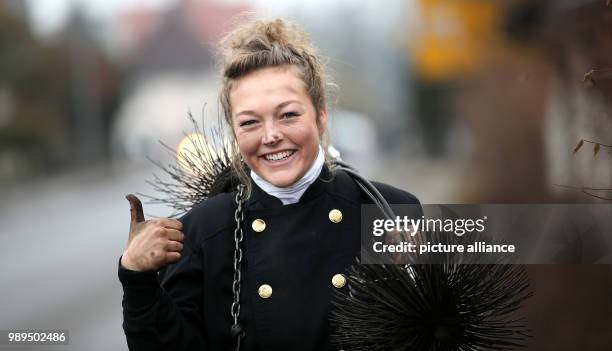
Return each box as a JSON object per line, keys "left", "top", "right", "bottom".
{"left": 261, "top": 150, "right": 297, "bottom": 166}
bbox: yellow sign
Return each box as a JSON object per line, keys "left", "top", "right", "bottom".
{"left": 410, "top": 0, "right": 501, "bottom": 81}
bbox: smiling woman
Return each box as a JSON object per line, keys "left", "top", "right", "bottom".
{"left": 118, "top": 17, "right": 420, "bottom": 351}
{"left": 231, "top": 65, "right": 325, "bottom": 188}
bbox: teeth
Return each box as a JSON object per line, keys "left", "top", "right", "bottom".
{"left": 265, "top": 150, "right": 294, "bottom": 161}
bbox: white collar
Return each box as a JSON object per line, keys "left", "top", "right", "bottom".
{"left": 250, "top": 145, "right": 325, "bottom": 205}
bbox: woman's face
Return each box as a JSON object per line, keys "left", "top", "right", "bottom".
{"left": 230, "top": 65, "right": 326, "bottom": 188}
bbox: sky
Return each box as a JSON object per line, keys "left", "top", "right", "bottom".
{"left": 24, "top": 0, "right": 350, "bottom": 37}
{"left": 21, "top": 0, "right": 308, "bottom": 59}
{"left": 26, "top": 0, "right": 179, "bottom": 36}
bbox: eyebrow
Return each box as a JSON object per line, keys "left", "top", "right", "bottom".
{"left": 235, "top": 100, "right": 302, "bottom": 118}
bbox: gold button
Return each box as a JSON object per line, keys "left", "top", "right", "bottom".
{"left": 328, "top": 209, "right": 343, "bottom": 223}
{"left": 332, "top": 274, "right": 346, "bottom": 288}
{"left": 258, "top": 284, "right": 273, "bottom": 298}
{"left": 252, "top": 219, "right": 266, "bottom": 232}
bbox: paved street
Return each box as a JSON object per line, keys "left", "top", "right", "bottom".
{"left": 0, "top": 162, "right": 169, "bottom": 351}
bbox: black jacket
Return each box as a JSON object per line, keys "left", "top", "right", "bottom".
{"left": 119, "top": 168, "right": 419, "bottom": 351}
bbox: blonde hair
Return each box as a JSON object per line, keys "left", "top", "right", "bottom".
{"left": 217, "top": 18, "right": 333, "bottom": 196}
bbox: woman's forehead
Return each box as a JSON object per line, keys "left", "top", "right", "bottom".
{"left": 230, "top": 66, "right": 309, "bottom": 106}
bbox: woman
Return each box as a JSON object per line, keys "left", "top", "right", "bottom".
{"left": 118, "top": 18, "right": 419, "bottom": 351}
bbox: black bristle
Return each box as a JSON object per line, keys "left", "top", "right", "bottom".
{"left": 331, "top": 264, "right": 531, "bottom": 351}
{"left": 138, "top": 110, "right": 238, "bottom": 218}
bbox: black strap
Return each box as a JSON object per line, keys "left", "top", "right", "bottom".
{"left": 331, "top": 160, "right": 397, "bottom": 221}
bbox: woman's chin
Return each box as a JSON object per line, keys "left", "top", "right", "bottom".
{"left": 262, "top": 173, "right": 299, "bottom": 188}
{"left": 255, "top": 153, "right": 303, "bottom": 187}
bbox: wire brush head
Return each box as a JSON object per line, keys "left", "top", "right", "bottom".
{"left": 139, "top": 111, "right": 241, "bottom": 217}
{"left": 331, "top": 263, "right": 531, "bottom": 351}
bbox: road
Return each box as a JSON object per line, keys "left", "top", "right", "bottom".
{"left": 0, "top": 162, "right": 171, "bottom": 351}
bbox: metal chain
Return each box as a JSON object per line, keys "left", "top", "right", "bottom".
{"left": 230, "top": 184, "right": 246, "bottom": 350}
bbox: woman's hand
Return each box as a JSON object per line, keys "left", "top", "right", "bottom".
{"left": 121, "top": 194, "right": 185, "bottom": 272}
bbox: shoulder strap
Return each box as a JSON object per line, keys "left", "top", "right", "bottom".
{"left": 331, "top": 160, "right": 396, "bottom": 221}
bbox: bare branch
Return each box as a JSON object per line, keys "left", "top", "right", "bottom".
{"left": 583, "top": 68, "right": 612, "bottom": 86}
{"left": 573, "top": 139, "right": 584, "bottom": 153}
{"left": 553, "top": 184, "right": 612, "bottom": 200}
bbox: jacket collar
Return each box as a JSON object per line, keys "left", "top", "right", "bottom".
{"left": 246, "top": 164, "right": 332, "bottom": 210}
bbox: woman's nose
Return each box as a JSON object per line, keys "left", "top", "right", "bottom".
{"left": 262, "top": 121, "right": 282, "bottom": 145}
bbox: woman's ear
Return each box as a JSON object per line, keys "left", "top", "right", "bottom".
{"left": 317, "top": 108, "right": 328, "bottom": 136}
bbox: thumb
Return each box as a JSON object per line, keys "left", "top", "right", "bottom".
{"left": 125, "top": 194, "right": 145, "bottom": 225}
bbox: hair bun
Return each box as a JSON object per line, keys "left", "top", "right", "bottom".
{"left": 218, "top": 18, "right": 329, "bottom": 116}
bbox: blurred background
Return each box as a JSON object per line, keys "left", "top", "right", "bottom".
{"left": 2, "top": 0, "right": 612, "bottom": 349}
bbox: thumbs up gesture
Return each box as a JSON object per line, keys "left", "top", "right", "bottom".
{"left": 120, "top": 194, "right": 185, "bottom": 271}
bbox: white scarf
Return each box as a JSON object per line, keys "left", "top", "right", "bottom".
{"left": 250, "top": 145, "right": 325, "bottom": 205}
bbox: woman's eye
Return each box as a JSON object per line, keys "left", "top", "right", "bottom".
{"left": 281, "top": 112, "right": 299, "bottom": 119}
{"left": 240, "top": 120, "right": 257, "bottom": 127}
